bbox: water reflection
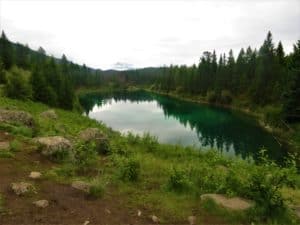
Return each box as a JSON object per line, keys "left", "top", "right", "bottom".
{"left": 79, "top": 90, "right": 285, "bottom": 162}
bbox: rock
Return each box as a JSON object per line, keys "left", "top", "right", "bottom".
{"left": 0, "top": 142, "right": 9, "bottom": 150}
{"left": 11, "top": 182, "right": 34, "bottom": 195}
{"left": 71, "top": 181, "right": 91, "bottom": 193}
{"left": 0, "top": 109, "right": 35, "bottom": 127}
{"left": 137, "top": 210, "right": 142, "bottom": 217}
{"left": 34, "top": 136, "right": 73, "bottom": 157}
{"left": 83, "top": 221, "right": 90, "bottom": 225}
{"left": 33, "top": 200, "right": 49, "bottom": 208}
{"left": 29, "top": 171, "right": 42, "bottom": 179}
{"left": 79, "top": 128, "right": 104, "bottom": 141}
{"left": 105, "top": 208, "right": 111, "bottom": 214}
{"left": 188, "top": 216, "right": 196, "bottom": 225}
{"left": 40, "top": 110, "right": 58, "bottom": 120}
{"left": 201, "top": 194, "right": 254, "bottom": 211}
{"left": 79, "top": 128, "right": 109, "bottom": 154}
{"left": 151, "top": 215, "right": 159, "bottom": 223}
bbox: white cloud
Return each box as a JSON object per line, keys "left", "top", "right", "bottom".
{"left": 0, "top": 0, "right": 299, "bottom": 69}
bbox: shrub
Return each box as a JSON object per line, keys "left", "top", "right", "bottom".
{"left": 0, "top": 150, "right": 14, "bottom": 158}
{"left": 167, "top": 167, "right": 191, "bottom": 193}
{"left": 245, "top": 150, "right": 297, "bottom": 220}
{"left": 95, "top": 137, "right": 110, "bottom": 155}
{"left": 88, "top": 179, "right": 105, "bottom": 199}
{"left": 220, "top": 90, "right": 233, "bottom": 105}
{"left": 118, "top": 158, "right": 141, "bottom": 182}
{"left": 53, "top": 164, "right": 76, "bottom": 178}
{"left": 5, "top": 68, "right": 32, "bottom": 100}
{"left": 207, "top": 91, "right": 218, "bottom": 103}
{"left": 263, "top": 105, "right": 283, "bottom": 127}
{"left": 9, "top": 139, "right": 21, "bottom": 152}
{"left": 127, "top": 132, "right": 140, "bottom": 145}
{"left": 141, "top": 133, "right": 159, "bottom": 152}
{"left": 51, "top": 149, "right": 70, "bottom": 163}
{"left": 73, "top": 141, "right": 98, "bottom": 174}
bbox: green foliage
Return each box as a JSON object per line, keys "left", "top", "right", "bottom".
{"left": 88, "top": 179, "right": 105, "bottom": 199}
{"left": 207, "top": 90, "right": 218, "bottom": 103}
{"left": 141, "top": 132, "right": 159, "bottom": 152}
{"left": 73, "top": 141, "right": 98, "bottom": 174}
{"left": 264, "top": 105, "right": 283, "bottom": 127}
{"left": 50, "top": 148, "right": 70, "bottom": 163}
{"left": 0, "top": 60, "right": 7, "bottom": 84}
{"left": 5, "top": 68, "right": 32, "bottom": 100}
{"left": 220, "top": 90, "right": 233, "bottom": 105}
{"left": 94, "top": 138, "right": 110, "bottom": 155}
{"left": 0, "top": 150, "right": 14, "bottom": 158}
{"left": 118, "top": 157, "right": 141, "bottom": 182}
{"left": 9, "top": 139, "right": 21, "bottom": 152}
{"left": 245, "top": 150, "right": 297, "bottom": 220}
{"left": 167, "top": 167, "right": 191, "bottom": 193}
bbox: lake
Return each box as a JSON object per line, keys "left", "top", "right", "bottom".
{"left": 79, "top": 90, "right": 285, "bottom": 162}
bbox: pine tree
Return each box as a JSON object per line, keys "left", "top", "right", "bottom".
{"left": 0, "top": 31, "right": 14, "bottom": 69}
{"left": 0, "top": 60, "right": 7, "bottom": 84}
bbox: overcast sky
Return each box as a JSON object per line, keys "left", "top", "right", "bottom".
{"left": 0, "top": 0, "right": 299, "bottom": 70}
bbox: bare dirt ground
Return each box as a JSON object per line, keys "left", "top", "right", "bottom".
{"left": 0, "top": 132, "right": 225, "bottom": 225}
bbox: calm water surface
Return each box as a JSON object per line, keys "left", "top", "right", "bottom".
{"left": 79, "top": 91, "right": 285, "bottom": 162}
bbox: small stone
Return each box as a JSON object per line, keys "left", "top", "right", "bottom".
{"left": 137, "top": 210, "right": 142, "bottom": 217}
{"left": 33, "top": 200, "right": 49, "bottom": 208}
{"left": 0, "top": 142, "right": 9, "bottom": 150}
{"left": 188, "top": 216, "right": 196, "bottom": 225}
{"left": 151, "top": 215, "right": 159, "bottom": 223}
{"left": 105, "top": 208, "right": 111, "bottom": 214}
{"left": 11, "top": 182, "right": 34, "bottom": 195}
{"left": 71, "top": 181, "right": 91, "bottom": 193}
{"left": 83, "top": 221, "right": 90, "bottom": 225}
{"left": 40, "top": 110, "right": 58, "bottom": 120}
{"left": 200, "top": 194, "right": 254, "bottom": 211}
{"left": 29, "top": 171, "right": 42, "bottom": 179}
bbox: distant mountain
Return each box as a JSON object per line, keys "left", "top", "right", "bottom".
{"left": 112, "top": 62, "right": 134, "bottom": 71}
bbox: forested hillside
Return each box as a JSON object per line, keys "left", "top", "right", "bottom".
{"left": 0, "top": 31, "right": 103, "bottom": 110}
{"left": 108, "top": 32, "right": 300, "bottom": 125}
{"left": 1, "top": 31, "right": 299, "bottom": 125}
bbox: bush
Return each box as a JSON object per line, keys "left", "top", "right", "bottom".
{"left": 88, "top": 179, "right": 105, "bottom": 199}
{"left": 220, "top": 90, "right": 233, "bottom": 105}
{"left": 167, "top": 167, "right": 191, "bottom": 193}
{"left": 237, "top": 150, "right": 298, "bottom": 221}
{"left": 118, "top": 158, "right": 141, "bottom": 182}
{"left": 73, "top": 141, "right": 98, "bottom": 174}
{"left": 263, "top": 106, "right": 283, "bottom": 127}
{"left": 9, "top": 139, "right": 21, "bottom": 152}
{"left": 141, "top": 133, "right": 159, "bottom": 152}
{"left": 51, "top": 149, "right": 70, "bottom": 163}
{"left": 207, "top": 91, "right": 218, "bottom": 103}
{"left": 95, "top": 138, "right": 110, "bottom": 155}
{"left": 5, "top": 68, "right": 32, "bottom": 100}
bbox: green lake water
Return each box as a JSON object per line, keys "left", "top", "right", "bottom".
{"left": 79, "top": 90, "right": 285, "bottom": 162}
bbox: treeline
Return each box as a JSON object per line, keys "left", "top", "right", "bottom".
{"left": 0, "top": 31, "right": 103, "bottom": 109}
{"left": 111, "top": 32, "right": 300, "bottom": 123}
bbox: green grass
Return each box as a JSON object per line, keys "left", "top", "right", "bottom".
{"left": 0, "top": 96, "right": 300, "bottom": 224}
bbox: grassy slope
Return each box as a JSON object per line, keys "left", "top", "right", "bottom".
{"left": 0, "top": 96, "right": 300, "bottom": 224}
